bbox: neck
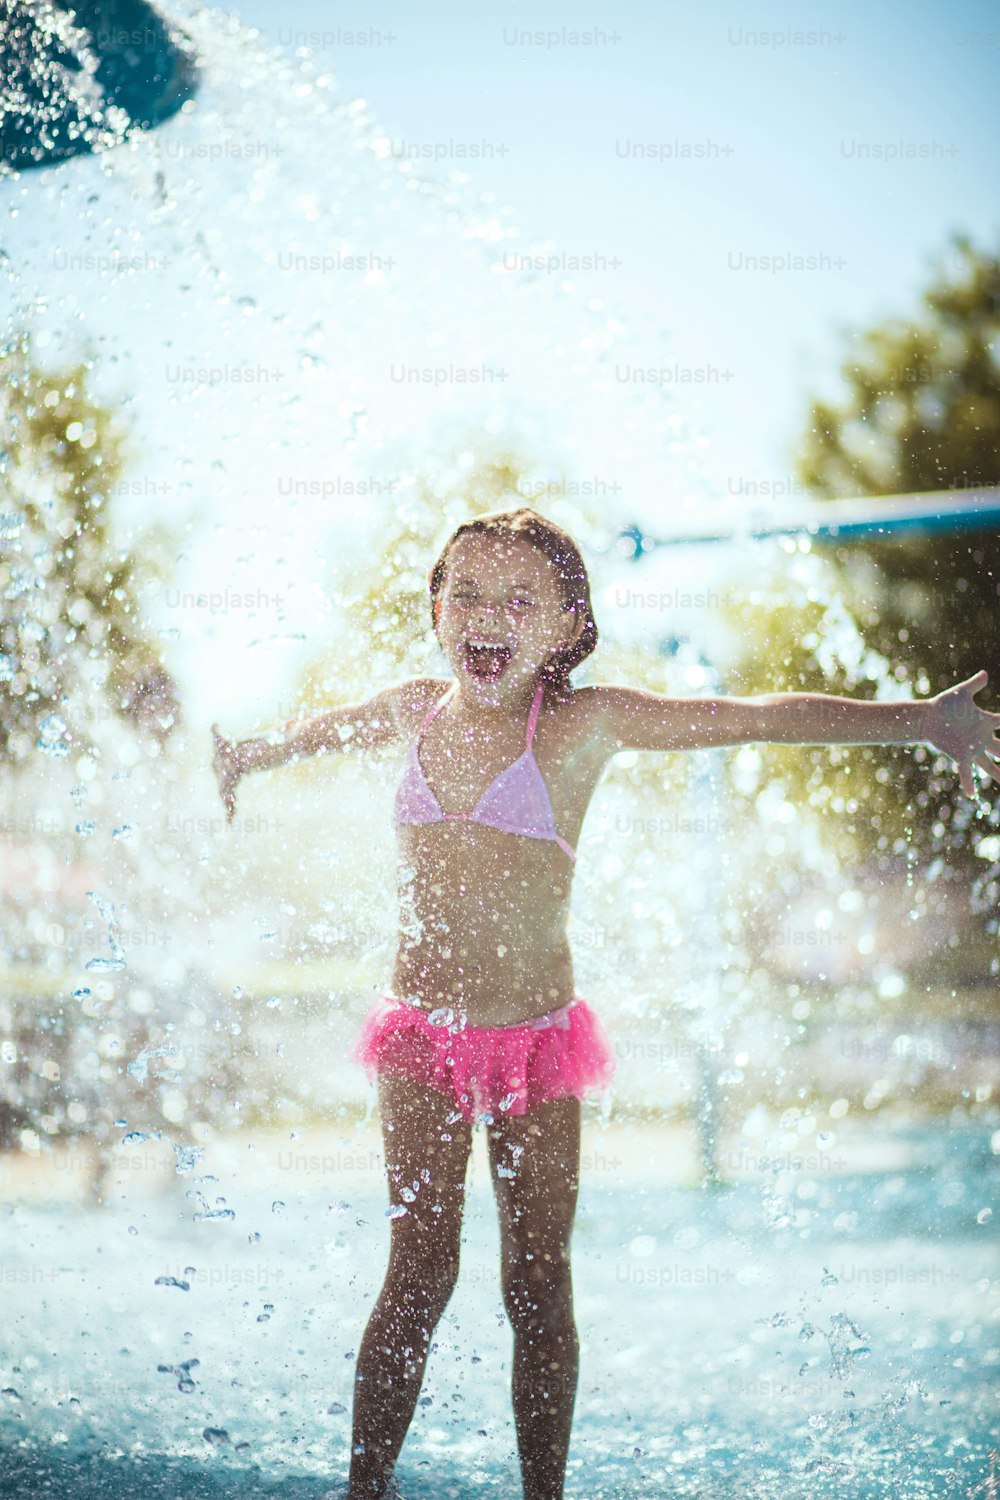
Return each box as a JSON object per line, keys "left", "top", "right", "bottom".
{"left": 449, "top": 677, "right": 541, "bottom": 726}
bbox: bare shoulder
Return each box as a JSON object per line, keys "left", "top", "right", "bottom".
{"left": 551, "top": 682, "right": 689, "bottom": 755}
{"left": 545, "top": 682, "right": 616, "bottom": 752}
{"left": 278, "top": 675, "right": 452, "bottom": 759}
{"left": 388, "top": 675, "right": 451, "bottom": 729}
{"left": 400, "top": 675, "right": 451, "bottom": 709}
{"left": 551, "top": 682, "right": 639, "bottom": 728}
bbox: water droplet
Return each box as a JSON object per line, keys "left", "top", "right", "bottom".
{"left": 428, "top": 1007, "right": 454, "bottom": 1027}
{"left": 154, "top": 1275, "right": 189, "bottom": 1292}
{"left": 75, "top": 821, "right": 96, "bottom": 837}
{"left": 171, "top": 1142, "right": 204, "bottom": 1176}
{"left": 127, "top": 1044, "right": 179, "bottom": 1084}
{"left": 271, "top": 1201, "right": 285, "bottom": 1214}
{"left": 84, "top": 890, "right": 126, "bottom": 970}
{"left": 387, "top": 1204, "right": 408, "bottom": 1219}
{"left": 203, "top": 1427, "right": 230, "bottom": 1446}
{"left": 37, "top": 713, "right": 70, "bottom": 757}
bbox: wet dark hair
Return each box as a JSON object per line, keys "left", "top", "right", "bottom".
{"left": 428, "top": 507, "right": 598, "bottom": 693}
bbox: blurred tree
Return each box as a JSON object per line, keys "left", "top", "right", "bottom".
{"left": 725, "top": 233, "right": 1000, "bottom": 972}
{"left": 798, "top": 233, "right": 1000, "bottom": 498}
{"left": 0, "top": 330, "right": 182, "bottom": 759}
{"left": 0, "top": 332, "right": 240, "bottom": 1187}
{"left": 793, "top": 231, "right": 999, "bottom": 698}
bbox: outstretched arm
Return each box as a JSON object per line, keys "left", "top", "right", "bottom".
{"left": 588, "top": 670, "right": 1000, "bottom": 796}
{"left": 211, "top": 677, "right": 440, "bottom": 823}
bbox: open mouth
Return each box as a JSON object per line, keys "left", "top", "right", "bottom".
{"left": 463, "top": 640, "right": 512, "bottom": 683}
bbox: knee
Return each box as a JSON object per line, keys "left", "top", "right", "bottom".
{"left": 501, "top": 1258, "right": 574, "bottom": 1334}
{"left": 388, "top": 1244, "right": 461, "bottom": 1320}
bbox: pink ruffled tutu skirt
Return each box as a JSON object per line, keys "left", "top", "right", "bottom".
{"left": 351, "top": 995, "right": 616, "bottom": 1123}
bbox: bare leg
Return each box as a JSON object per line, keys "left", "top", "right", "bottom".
{"left": 347, "top": 1071, "right": 472, "bottom": 1500}
{"left": 487, "top": 1095, "right": 581, "bottom": 1500}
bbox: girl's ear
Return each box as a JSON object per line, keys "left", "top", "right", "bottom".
{"left": 561, "top": 606, "right": 586, "bottom": 649}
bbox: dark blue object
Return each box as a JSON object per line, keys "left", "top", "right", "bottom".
{"left": 0, "top": 0, "right": 198, "bottom": 171}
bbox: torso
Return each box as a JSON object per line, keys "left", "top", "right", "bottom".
{"left": 391, "top": 681, "right": 608, "bottom": 1026}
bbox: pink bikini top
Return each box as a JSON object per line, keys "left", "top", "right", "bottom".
{"left": 394, "top": 682, "right": 576, "bottom": 862}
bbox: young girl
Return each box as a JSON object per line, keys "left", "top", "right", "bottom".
{"left": 212, "top": 507, "right": 998, "bottom": 1500}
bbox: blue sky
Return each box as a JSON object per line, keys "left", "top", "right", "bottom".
{"left": 228, "top": 0, "right": 1000, "bottom": 489}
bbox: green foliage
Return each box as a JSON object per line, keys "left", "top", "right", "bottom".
{"left": 0, "top": 331, "right": 180, "bottom": 760}
{"left": 798, "top": 234, "right": 1000, "bottom": 497}
{"left": 729, "top": 233, "right": 1000, "bottom": 923}
{"left": 793, "top": 231, "right": 999, "bottom": 693}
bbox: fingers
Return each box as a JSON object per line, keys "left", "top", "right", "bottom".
{"left": 974, "top": 753, "right": 1000, "bottom": 788}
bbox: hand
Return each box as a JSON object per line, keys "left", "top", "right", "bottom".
{"left": 925, "top": 670, "right": 1000, "bottom": 798}
{"left": 211, "top": 722, "right": 241, "bottom": 824}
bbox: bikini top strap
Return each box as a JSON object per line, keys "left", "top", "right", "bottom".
{"left": 525, "top": 681, "right": 545, "bottom": 748}
{"left": 416, "top": 684, "right": 454, "bottom": 737}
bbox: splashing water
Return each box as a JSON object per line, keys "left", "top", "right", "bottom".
{"left": 83, "top": 889, "right": 126, "bottom": 973}
{"left": 2, "top": 4, "right": 997, "bottom": 1498}
{"left": 126, "top": 1042, "right": 180, "bottom": 1083}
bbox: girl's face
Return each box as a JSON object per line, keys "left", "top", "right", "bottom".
{"left": 434, "top": 532, "right": 581, "bottom": 700}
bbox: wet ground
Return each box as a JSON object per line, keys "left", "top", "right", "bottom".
{"left": 1, "top": 1113, "right": 997, "bottom": 1498}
